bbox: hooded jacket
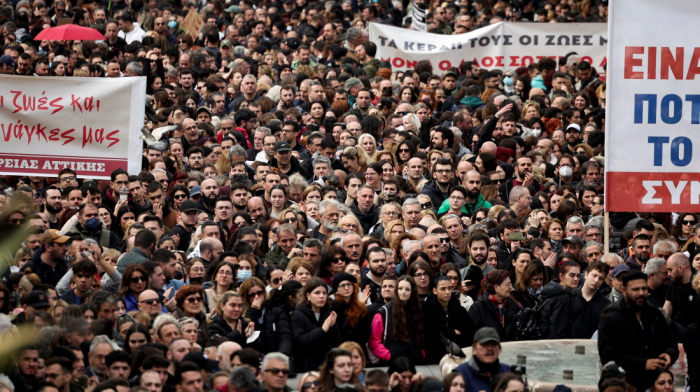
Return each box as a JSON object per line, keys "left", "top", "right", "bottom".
{"left": 454, "top": 356, "right": 511, "bottom": 392}
{"left": 243, "top": 296, "right": 294, "bottom": 357}
{"left": 459, "top": 96, "right": 486, "bottom": 110}
{"left": 68, "top": 223, "right": 124, "bottom": 250}
{"left": 290, "top": 304, "right": 342, "bottom": 372}
{"left": 349, "top": 200, "right": 380, "bottom": 235}
{"left": 468, "top": 292, "right": 521, "bottom": 343}
{"left": 269, "top": 155, "right": 312, "bottom": 181}
{"left": 422, "top": 293, "right": 475, "bottom": 364}
{"left": 539, "top": 281, "right": 575, "bottom": 339}
{"left": 438, "top": 194, "right": 492, "bottom": 217}
{"left": 598, "top": 297, "right": 679, "bottom": 391}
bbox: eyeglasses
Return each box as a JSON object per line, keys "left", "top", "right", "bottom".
{"left": 450, "top": 195, "right": 465, "bottom": 201}
{"left": 186, "top": 296, "right": 203, "bottom": 303}
{"left": 247, "top": 290, "right": 264, "bottom": 299}
{"left": 218, "top": 270, "right": 233, "bottom": 276}
{"left": 155, "top": 22, "right": 165, "bottom": 25}
{"left": 396, "top": 111, "right": 410, "bottom": 116}
{"left": 338, "top": 282, "right": 354, "bottom": 289}
{"left": 140, "top": 298, "right": 160, "bottom": 305}
{"left": 191, "top": 267, "right": 205, "bottom": 272}
{"left": 130, "top": 276, "right": 147, "bottom": 283}
{"left": 414, "top": 272, "right": 429, "bottom": 278}
{"left": 60, "top": 176, "right": 76, "bottom": 182}
{"left": 284, "top": 217, "right": 298, "bottom": 223}
{"left": 419, "top": 202, "right": 433, "bottom": 209}
{"left": 302, "top": 381, "right": 319, "bottom": 389}
{"left": 398, "top": 148, "right": 411, "bottom": 153}
{"left": 265, "top": 368, "right": 289, "bottom": 375}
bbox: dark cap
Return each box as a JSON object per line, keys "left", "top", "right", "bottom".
{"left": 182, "top": 351, "right": 219, "bottom": 371}
{"left": 206, "top": 334, "right": 228, "bottom": 348}
{"left": 473, "top": 327, "right": 500, "bottom": 345}
{"left": 254, "top": 45, "right": 267, "bottom": 54}
{"left": 443, "top": 70, "right": 458, "bottom": 79}
{"left": 0, "top": 55, "right": 14, "bottom": 66}
{"left": 25, "top": 291, "right": 50, "bottom": 309}
{"left": 331, "top": 272, "right": 356, "bottom": 292}
{"left": 561, "top": 236, "right": 584, "bottom": 248}
{"left": 274, "top": 141, "right": 292, "bottom": 152}
{"left": 190, "top": 186, "right": 201, "bottom": 197}
{"left": 285, "top": 37, "right": 300, "bottom": 50}
{"left": 422, "top": 380, "right": 445, "bottom": 392}
{"left": 180, "top": 199, "right": 200, "bottom": 212}
{"left": 611, "top": 264, "right": 630, "bottom": 278}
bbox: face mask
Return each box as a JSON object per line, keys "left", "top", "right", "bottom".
{"left": 237, "top": 270, "right": 252, "bottom": 281}
{"left": 85, "top": 217, "right": 100, "bottom": 231}
{"left": 168, "top": 21, "right": 177, "bottom": 28}
{"left": 503, "top": 76, "right": 514, "bottom": 86}
{"left": 560, "top": 165, "right": 573, "bottom": 178}
{"left": 531, "top": 128, "right": 541, "bottom": 138}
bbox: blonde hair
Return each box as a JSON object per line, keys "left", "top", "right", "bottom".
{"left": 339, "top": 214, "right": 364, "bottom": 236}
{"left": 384, "top": 220, "right": 406, "bottom": 243}
{"left": 357, "top": 134, "right": 377, "bottom": 162}
{"left": 341, "top": 147, "right": 369, "bottom": 169}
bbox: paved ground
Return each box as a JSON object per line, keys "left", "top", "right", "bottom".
{"left": 286, "top": 365, "right": 444, "bottom": 389}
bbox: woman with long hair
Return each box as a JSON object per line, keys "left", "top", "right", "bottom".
{"left": 113, "top": 206, "right": 137, "bottom": 239}
{"left": 406, "top": 258, "right": 432, "bottom": 301}
{"left": 368, "top": 276, "right": 424, "bottom": 365}
{"left": 120, "top": 264, "right": 149, "bottom": 312}
{"left": 291, "top": 277, "right": 342, "bottom": 372}
{"left": 507, "top": 249, "right": 532, "bottom": 287}
{"left": 208, "top": 291, "right": 255, "bottom": 346}
{"left": 511, "top": 260, "right": 548, "bottom": 309}
{"left": 204, "top": 262, "right": 238, "bottom": 314}
{"left": 269, "top": 185, "right": 288, "bottom": 219}
{"left": 124, "top": 323, "right": 152, "bottom": 355}
{"left": 338, "top": 341, "right": 367, "bottom": 384}
{"left": 468, "top": 269, "right": 522, "bottom": 342}
{"left": 317, "top": 348, "right": 362, "bottom": 392}
{"left": 168, "top": 185, "right": 190, "bottom": 212}
{"left": 395, "top": 140, "right": 416, "bottom": 166}
{"left": 422, "top": 274, "right": 474, "bottom": 364}
{"left": 254, "top": 280, "right": 301, "bottom": 356}
{"left": 330, "top": 272, "right": 370, "bottom": 345}
{"left": 539, "top": 260, "right": 580, "bottom": 339}
{"left": 673, "top": 213, "right": 699, "bottom": 249}
{"left": 239, "top": 277, "right": 268, "bottom": 321}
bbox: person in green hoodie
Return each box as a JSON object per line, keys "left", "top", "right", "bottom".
{"left": 363, "top": 42, "right": 380, "bottom": 78}
{"left": 438, "top": 170, "right": 491, "bottom": 217}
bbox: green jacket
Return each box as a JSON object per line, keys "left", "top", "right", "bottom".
{"left": 264, "top": 242, "right": 302, "bottom": 268}
{"left": 363, "top": 58, "right": 381, "bottom": 78}
{"left": 292, "top": 58, "right": 317, "bottom": 70}
{"left": 438, "top": 193, "right": 492, "bottom": 217}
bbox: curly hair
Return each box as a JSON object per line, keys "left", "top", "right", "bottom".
{"left": 175, "top": 284, "right": 205, "bottom": 308}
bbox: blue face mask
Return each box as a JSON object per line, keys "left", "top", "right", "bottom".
{"left": 85, "top": 217, "right": 100, "bottom": 231}
{"left": 168, "top": 21, "right": 177, "bottom": 29}
{"left": 503, "top": 76, "right": 514, "bottom": 86}
{"left": 237, "top": 270, "right": 252, "bottom": 281}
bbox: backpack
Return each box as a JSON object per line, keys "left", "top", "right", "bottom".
{"left": 514, "top": 295, "right": 551, "bottom": 341}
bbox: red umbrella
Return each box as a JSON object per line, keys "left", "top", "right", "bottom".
{"left": 34, "top": 24, "right": 106, "bottom": 41}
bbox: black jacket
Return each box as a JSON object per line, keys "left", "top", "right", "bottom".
{"left": 349, "top": 200, "right": 380, "bottom": 235}
{"left": 468, "top": 293, "right": 521, "bottom": 343}
{"left": 360, "top": 273, "right": 383, "bottom": 304}
{"left": 208, "top": 316, "right": 252, "bottom": 347}
{"left": 598, "top": 298, "right": 679, "bottom": 391}
{"left": 539, "top": 281, "right": 575, "bottom": 339}
{"left": 570, "top": 287, "right": 610, "bottom": 339}
{"left": 243, "top": 298, "right": 294, "bottom": 357}
{"left": 510, "top": 289, "right": 538, "bottom": 309}
{"left": 331, "top": 300, "right": 372, "bottom": 347}
{"left": 422, "top": 293, "right": 475, "bottom": 364}
{"left": 269, "top": 156, "right": 312, "bottom": 181}
{"left": 22, "top": 249, "right": 70, "bottom": 287}
{"left": 290, "top": 304, "right": 342, "bottom": 373}
{"left": 419, "top": 180, "right": 448, "bottom": 214}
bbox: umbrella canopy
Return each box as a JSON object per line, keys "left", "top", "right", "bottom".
{"left": 34, "top": 24, "right": 106, "bottom": 41}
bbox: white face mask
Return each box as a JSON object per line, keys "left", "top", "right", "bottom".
{"left": 560, "top": 166, "right": 573, "bottom": 178}
{"left": 531, "top": 128, "right": 542, "bottom": 138}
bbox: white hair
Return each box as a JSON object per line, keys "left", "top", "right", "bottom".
{"left": 89, "top": 335, "right": 119, "bottom": 354}
{"left": 261, "top": 352, "right": 289, "bottom": 370}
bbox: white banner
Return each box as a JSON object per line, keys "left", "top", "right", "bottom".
{"left": 369, "top": 22, "right": 608, "bottom": 73}
{"left": 0, "top": 75, "right": 146, "bottom": 179}
{"left": 606, "top": 0, "right": 700, "bottom": 212}
{"left": 411, "top": 2, "right": 427, "bottom": 32}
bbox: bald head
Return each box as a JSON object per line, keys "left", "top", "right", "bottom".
{"left": 552, "top": 97, "right": 569, "bottom": 110}
{"left": 529, "top": 88, "right": 545, "bottom": 99}
{"left": 481, "top": 141, "right": 497, "bottom": 155}
{"left": 139, "top": 289, "right": 159, "bottom": 301}
{"left": 668, "top": 253, "right": 690, "bottom": 268}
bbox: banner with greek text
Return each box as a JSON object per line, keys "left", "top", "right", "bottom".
{"left": 411, "top": 3, "right": 427, "bottom": 32}
{"left": 369, "top": 22, "right": 607, "bottom": 73}
{"left": 606, "top": 0, "right": 700, "bottom": 212}
{"left": 0, "top": 75, "right": 146, "bottom": 179}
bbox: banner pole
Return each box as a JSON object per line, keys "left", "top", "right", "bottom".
{"left": 604, "top": 211, "right": 610, "bottom": 255}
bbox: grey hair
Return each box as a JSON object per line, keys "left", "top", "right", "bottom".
{"left": 379, "top": 202, "right": 401, "bottom": 217}
{"left": 151, "top": 168, "right": 167, "bottom": 176}
{"left": 243, "top": 74, "right": 257, "bottom": 83}
{"left": 318, "top": 199, "right": 342, "bottom": 217}
{"left": 127, "top": 61, "right": 143, "bottom": 76}
{"left": 229, "top": 145, "right": 247, "bottom": 160}
{"left": 600, "top": 252, "right": 624, "bottom": 265}
{"left": 583, "top": 241, "right": 603, "bottom": 255}
{"left": 402, "top": 198, "right": 420, "bottom": 212}
{"left": 382, "top": 247, "right": 394, "bottom": 256}
{"left": 402, "top": 240, "right": 422, "bottom": 254}
{"left": 645, "top": 258, "right": 667, "bottom": 275}
{"left": 466, "top": 223, "right": 487, "bottom": 237}
{"left": 278, "top": 223, "right": 297, "bottom": 236}
{"left": 566, "top": 55, "right": 581, "bottom": 67}
{"left": 232, "top": 46, "right": 246, "bottom": 59}
{"left": 288, "top": 173, "right": 309, "bottom": 190}
{"left": 584, "top": 219, "right": 602, "bottom": 232}
{"left": 345, "top": 27, "right": 365, "bottom": 41}
{"left": 303, "top": 238, "right": 325, "bottom": 253}
{"left": 653, "top": 239, "right": 678, "bottom": 255}
{"left": 153, "top": 314, "right": 180, "bottom": 336}
{"left": 230, "top": 366, "right": 259, "bottom": 389}
{"left": 261, "top": 352, "right": 289, "bottom": 371}
{"left": 266, "top": 85, "right": 281, "bottom": 103}
{"left": 312, "top": 155, "right": 331, "bottom": 169}
{"left": 0, "top": 314, "right": 16, "bottom": 338}
{"left": 89, "top": 335, "right": 118, "bottom": 354}
{"left": 338, "top": 203, "right": 352, "bottom": 216}
{"left": 509, "top": 186, "right": 528, "bottom": 204}
{"left": 256, "top": 126, "right": 272, "bottom": 136}
{"left": 420, "top": 234, "right": 439, "bottom": 248}
{"left": 566, "top": 216, "right": 584, "bottom": 231}
{"left": 340, "top": 231, "right": 361, "bottom": 247}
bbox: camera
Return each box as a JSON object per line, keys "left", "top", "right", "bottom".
{"left": 510, "top": 365, "right": 526, "bottom": 375}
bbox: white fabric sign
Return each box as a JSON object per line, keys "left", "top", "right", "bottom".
{"left": 606, "top": 0, "right": 700, "bottom": 211}
{"left": 412, "top": 3, "right": 427, "bottom": 32}
{"left": 369, "top": 22, "right": 607, "bottom": 73}
{"left": 0, "top": 75, "right": 146, "bottom": 179}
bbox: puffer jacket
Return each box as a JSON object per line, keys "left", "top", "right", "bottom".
{"left": 539, "top": 281, "right": 575, "bottom": 339}
{"left": 243, "top": 298, "right": 294, "bottom": 357}
{"left": 290, "top": 304, "right": 342, "bottom": 373}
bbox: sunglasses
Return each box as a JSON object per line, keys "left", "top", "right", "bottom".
{"left": 10, "top": 219, "right": 24, "bottom": 224}
{"left": 683, "top": 220, "right": 696, "bottom": 225}
{"left": 265, "top": 368, "right": 289, "bottom": 375}
{"left": 271, "top": 278, "right": 281, "bottom": 285}
{"left": 303, "top": 381, "right": 319, "bottom": 389}
{"left": 419, "top": 202, "right": 432, "bottom": 209}
{"left": 398, "top": 148, "right": 411, "bottom": 153}
{"left": 140, "top": 298, "right": 160, "bottom": 305}
{"left": 186, "top": 296, "right": 203, "bottom": 303}
{"left": 284, "top": 217, "right": 298, "bottom": 223}
{"left": 332, "top": 257, "right": 344, "bottom": 264}
{"left": 130, "top": 276, "right": 147, "bottom": 283}
{"left": 247, "top": 290, "right": 264, "bottom": 299}
{"left": 174, "top": 194, "right": 188, "bottom": 199}
{"left": 438, "top": 237, "right": 450, "bottom": 243}
{"left": 396, "top": 111, "right": 410, "bottom": 115}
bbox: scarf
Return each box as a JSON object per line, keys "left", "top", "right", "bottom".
{"left": 488, "top": 294, "right": 506, "bottom": 327}
{"left": 527, "top": 286, "right": 542, "bottom": 299}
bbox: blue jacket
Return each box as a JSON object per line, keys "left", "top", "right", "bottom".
{"left": 22, "top": 249, "right": 70, "bottom": 287}
{"left": 453, "top": 356, "right": 511, "bottom": 392}
{"left": 162, "top": 279, "right": 185, "bottom": 299}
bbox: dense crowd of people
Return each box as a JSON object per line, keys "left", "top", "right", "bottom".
{"left": 0, "top": 0, "right": 695, "bottom": 392}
